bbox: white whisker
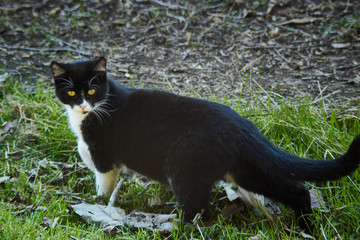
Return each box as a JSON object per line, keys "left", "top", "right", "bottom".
{"left": 105, "top": 93, "right": 117, "bottom": 97}
{"left": 57, "top": 82, "right": 73, "bottom": 88}
{"left": 91, "top": 97, "right": 117, "bottom": 125}
{"left": 92, "top": 109, "right": 104, "bottom": 125}
{"left": 91, "top": 85, "right": 102, "bottom": 90}
{"left": 57, "top": 77, "right": 74, "bottom": 88}
{"left": 88, "top": 75, "right": 99, "bottom": 86}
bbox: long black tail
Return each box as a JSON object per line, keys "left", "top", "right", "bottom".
{"left": 275, "top": 135, "right": 360, "bottom": 182}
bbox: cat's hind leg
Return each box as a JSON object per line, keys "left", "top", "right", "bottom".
{"left": 229, "top": 169, "right": 312, "bottom": 230}
{"left": 165, "top": 137, "right": 229, "bottom": 222}
{"left": 169, "top": 174, "right": 212, "bottom": 222}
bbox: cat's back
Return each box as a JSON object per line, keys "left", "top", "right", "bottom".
{"left": 122, "top": 88, "right": 248, "bottom": 130}
{"left": 107, "top": 79, "right": 237, "bottom": 120}
{"left": 107, "top": 81, "right": 258, "bottom": 139}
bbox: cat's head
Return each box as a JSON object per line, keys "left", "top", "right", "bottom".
{"left": 50, "top": 57, "right": 108, "bottom": 115}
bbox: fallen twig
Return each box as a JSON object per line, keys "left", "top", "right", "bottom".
{"left": 0, "top": 44, "right": 91, "bottom": 56}
{"left": 108, "top": 178, "right": 125, "bottom": 207}
{"left": 151, "top": 0, "right": 186, "bottom": 10}
{"left": 68, "top": 235, "right": 81, "bottom": 240}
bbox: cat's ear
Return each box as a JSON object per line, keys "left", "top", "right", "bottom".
{"left": 93, "top": 57, "right": 107, "bottom": 72}
{"left": 50, "top": 62, "right": 67, "bottom": 78}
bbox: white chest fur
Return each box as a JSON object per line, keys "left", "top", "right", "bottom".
{"left": 66, "top": 106, "right": 95, "bottom": 171}
{"left": 66, "top": 105, "right": 88, "bottom": 138}
{"left": 65, "top": 105, "right": 120, "bottom": 196}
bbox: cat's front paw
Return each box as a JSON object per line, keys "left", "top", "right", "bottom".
{"left": 95, "top": 168, "right": 120, "bottom": 196}
{"left": 96, "top": 184, "right": 113, "bottom": 196}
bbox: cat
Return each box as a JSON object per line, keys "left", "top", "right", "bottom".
{"left": 50, "top": 57, "right": 360, "bottom": 230}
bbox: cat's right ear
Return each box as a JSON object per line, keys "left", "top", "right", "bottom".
{"left": 50, "top": 62, "right": 67, "bottom": 78}
{"left": 93, "top": 57, "right": 107, "bottom": 72}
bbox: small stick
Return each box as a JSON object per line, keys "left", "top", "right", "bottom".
{"left": 0, "top": 44, "right": 91, "bottom": 56}
{"left": 192, "top": 209, "right": 205, "bottom": 224}
{"left": 68, "top": 235, "right": 81, "bottom": 240}
{"left": 108, "top": 178, "right": 125, "bottom": 207}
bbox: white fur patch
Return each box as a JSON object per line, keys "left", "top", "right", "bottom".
{"left": 95, "top": 167, "right": 120, "bottom": 196}
{"left": 66, "top": 101, "right": 95, "bottom": 172}
{"left": 78, "top": 139, "right": 95, "bottom": 172}
{"left": 66, "top": 100, "right": 119, "bottom": 196}
{"left": 65, "top": 102, "right": 91, "bottom": 138}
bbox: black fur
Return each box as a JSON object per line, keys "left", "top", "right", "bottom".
{"left": 51, "top": 57, "right": 360, "bottom": 229}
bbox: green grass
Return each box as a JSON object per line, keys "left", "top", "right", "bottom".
{"left": 1, "top": 74, "right": 360, "bottom": 239}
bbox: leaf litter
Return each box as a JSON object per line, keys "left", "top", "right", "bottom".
{"left": 0, "top": 176, "right": 10, "bottom": 184}
{"left": 0, "top": 119, "right": 18, "bottom": 141}
{"left": 0, "top": 73, "right": 9, "bottom": 87}
{"left": 42, "top": 216, "right": 60, "bottom": 229}
{"left": 71, "top": 179, "right": 177, "bottom": 233}
{"left": 1, "top": 0, "right": 360, "bottom": 114}
{"left": 218, "top": 180, "right": 281, "bottom": 215}
{"left": 69, "top": 161, "right": 325, "bottom": 234}
{"left": 218, "top": 180, "right": 326, "bottom": 239}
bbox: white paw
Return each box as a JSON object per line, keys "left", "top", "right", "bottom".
{"left": 95, "top": 168, "right": 120, "bottom": 196}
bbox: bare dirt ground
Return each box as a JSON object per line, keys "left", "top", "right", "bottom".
{"left": 1, "top": 0, "right": 360, "bottom": 113}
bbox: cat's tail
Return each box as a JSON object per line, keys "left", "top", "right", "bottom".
{"left": 275, "top": 135, "right": 360, "bottom": 182}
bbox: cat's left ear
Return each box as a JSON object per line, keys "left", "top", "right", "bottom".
{"left": 93, "top": 57, "right": 107, "bottom": 72}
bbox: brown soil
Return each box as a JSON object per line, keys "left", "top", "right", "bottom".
{"left": 1, "top": 0, "right": 360, "bottom": 113}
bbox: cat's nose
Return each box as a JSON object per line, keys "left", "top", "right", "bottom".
{"left": 80, "top": 105, "right": 87, "bottom": 111}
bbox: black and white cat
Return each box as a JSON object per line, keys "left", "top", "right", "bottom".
{"left": 50, "top": 57, "right": 360, "bottom": 229}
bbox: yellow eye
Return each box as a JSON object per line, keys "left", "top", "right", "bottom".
{"left": 88, "top": 89, "right": 96, "bottom": 95}
{"left": 67, "top": 91, "right": 76, "bottom": 97}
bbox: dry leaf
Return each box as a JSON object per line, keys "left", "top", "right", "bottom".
{"left": 331, "top": 43, "right": 350, "bottom": 49}
{"left": 72, "top": 203, "right": 125, "bottom": 226}
{"left": 0, "top": 73, "right": 9, "bottom": 87}
{"left": 0, "top": 176, "right": 10, "bottom": 184}
{"left": 300, "top": 231, "right": 316, "bottom": 239}
{"left": 186, "top": 32, "right": 192, "bottom": 45}
{"left": 241, "top": 55, "right": 264, "bottom": 72}
{"left": 49, "top": 7, "right": 61, "bottom": 16}
{"left": 284, "top": 225, "right": 316, "bottom": 239}
{"left": 43, "top": 216, "right": 59, "bottom": 228}
{"left": 39, "top": 158, "right": 49, "bottom": 168}
{"left": 127, "top": 211, "right": 176, "bottom": 232}
{"left": 148, "top": 196, "right": 162, "bottom": 207}
{"left": 309, "top": 188, "right": 325, "bottom": 210}
{"left": 218, "top": 181, "right": 281, "bottom": 217}
{"left": 270, "top": 27, "right": 279, "bottom": 36}
{"left": 249, "top": 234, "right": 262, "bottom": 240}
{"left": 48, "top": 161, "right": 74, "bottom": 169}
{"left": 71, "top": 203, "right": 176, "bottom": 233}
{"left": 220, "top": 181, "right": 239, "bottom": 201}
{"left": 15, "top": 205, "right": 47, "bottom": 215}
{"left": 0, "top": 119, "right": 18, "bottom": 141}
{"left": 263, "top": 198, "right": 281, "bottom": 215}
{"left": 222, "top": 203, "right": 241, "bottom": 220}
{"left": 27, "top": 168, "right": 39, "bottom": 177}
{"left": 218, "top": 181, "right": 264, "bottom": 206}
{"left": 242, "top": 36, "right": 256, "bottom": 46}
{"left": 281, "top": 18, "right": 319, "bottom": 25}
